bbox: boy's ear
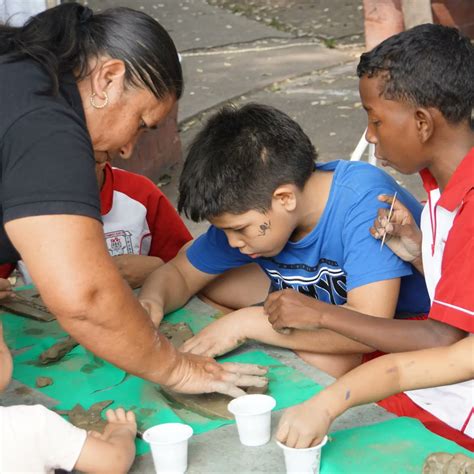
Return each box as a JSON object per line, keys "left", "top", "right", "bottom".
{"left": 273, "top": 185, "right": 297, "bottom": 211}
{"left": 414, "top": 107, "right": 434, "bottom": 144}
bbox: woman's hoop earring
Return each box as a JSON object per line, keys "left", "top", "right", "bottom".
{"left": 90, "top": 92, "right": 109, "bottom": 109}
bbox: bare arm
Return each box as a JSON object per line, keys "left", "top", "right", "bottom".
{"left": 318, "top": 306, "right": 466, "bottom": 352}
{"left": 265, "top": 290, "right": 466, "bottom": 352}
{"left": 139, "top": 250, "right": 218, "bottom": 324}
{"left": 182, "top": 279, "right": 399, "bottom": 357}
{"left": 276, "top": 336, "right": 473, "bottom": 448}
{"left": 6, "top": 215, "right": 267, "bottom": 396}
{"left": 112, "top": 254, "right": 164, "bottom": 288}
{"left": 74, "top": 409, "right": 137, "bottom": 474}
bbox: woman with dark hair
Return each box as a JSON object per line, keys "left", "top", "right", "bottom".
{"left": 0, "top": 3, "right": 266, "bottom": 395}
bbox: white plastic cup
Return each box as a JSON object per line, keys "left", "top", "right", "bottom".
{"left": 227, "top": 394, "right": 276, "bottom": 446}
{"left": 143, "top": 423, "right": 193, "bottom": 474}
{"left": 276, "top": 436, "right": 328, "bottom": 474}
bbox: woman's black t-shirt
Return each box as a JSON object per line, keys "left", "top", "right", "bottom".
{"left": 0, "top": 58, "right": 101, "bottom": 263}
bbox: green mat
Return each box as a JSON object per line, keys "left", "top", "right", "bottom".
{"left": 3, "top": 300, "right": 471, "bottom": 466}
{"left": 2, "top": 309, "right": 321, "bottom": 455}
{"left": 322, "top": 417, "right": 472, "bottom": 473}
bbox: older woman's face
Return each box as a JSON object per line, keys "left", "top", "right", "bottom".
{"left": 86, "top": 85, "right": 176, "bottom": 159}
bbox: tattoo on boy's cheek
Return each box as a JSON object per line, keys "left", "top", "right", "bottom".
{"left": 258, "top": 220, "right": 271, "bottom": 236}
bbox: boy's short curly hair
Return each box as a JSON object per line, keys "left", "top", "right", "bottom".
{"left": 178, "top": 103, "right": 317, "bottom": 222}
{"left": 357, "top": 24, "right": 474, "bottom": 124}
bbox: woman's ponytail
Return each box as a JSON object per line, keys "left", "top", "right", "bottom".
{"left": 0, "top": 2, "right": 183, "bottom": 100}
{"left": 0, "top": 3, "right": 95, "bottom": 94}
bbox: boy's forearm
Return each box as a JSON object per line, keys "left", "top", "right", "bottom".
{"left": 309, "top": 337, "right": 473, "bottom": 417}
{"left": 246, "top": 311, "right": 374, "bottom": 354}
{"left": 320, "top": 306, "right": 466, "bottom": 352}
{"left": 139, "top": 262, "right": 192, "bottom": 315}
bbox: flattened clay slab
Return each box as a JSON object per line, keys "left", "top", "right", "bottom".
{"left": 56, "top": 400, "right": 113, "bottom": 433}
{"left": 1, "top": 289, "right": 54, "bottom": 322}
{"left": 36, "top": 376, "right": 53, "bottom": 388}
{"left": 159, "top": 321, "right": 194, "bottom": 348}
{"left": 39, "top": 336, "right": 78, "bottom": 364}
{"left": 423, "top": 452, "right": 474, "bottom": 474}
{"left": 160, "top": 379, "right": 269, "bottom": 420}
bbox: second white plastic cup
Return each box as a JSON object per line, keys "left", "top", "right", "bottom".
{"left": 143, "top": 422, "right": 193, "bottom": 474}
{"left": 276, "top": 436, "right": 328, "bottom": 474}
{"left": 227, "top": 394, "right": 276, "bottom": 446}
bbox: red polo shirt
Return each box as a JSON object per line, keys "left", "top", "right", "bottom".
{"left": 420, "top": 147, "right": 474, "bottom": 332}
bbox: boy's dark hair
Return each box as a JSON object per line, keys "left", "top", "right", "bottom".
{"left": 357, "top": 23, "right": 474, "bottom": 124}
{"left": 0, "top": 3, "right": 182, "bottom": 99}
{"left": 178, "top": 103, "right": 317, "bottom": 222}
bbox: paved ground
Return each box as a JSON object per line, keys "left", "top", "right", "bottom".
{"left": 83, "top": 0, "right": 426, "bottom": 237}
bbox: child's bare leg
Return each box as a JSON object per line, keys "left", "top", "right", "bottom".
{"left": 199, "top": 264, "right": 270, "bottom": 312}
{"left": 295, "top": 351, "right": 362, "bottom": 378}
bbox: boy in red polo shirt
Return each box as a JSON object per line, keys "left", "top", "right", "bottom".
{"left": 265, "top": 24, "right": 473, "bottom": 449}
{"left": 8, "top": 153, "right": 192, "bottom": 288}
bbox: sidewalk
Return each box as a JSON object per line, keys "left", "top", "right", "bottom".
{"left": 85, "top": 0, "right": 425, "bottom": 236}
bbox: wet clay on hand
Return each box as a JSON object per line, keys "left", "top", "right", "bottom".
{"left": 55, "top": 400, "right": 114, "bottom": 433}
{"left": 160, "top": 379, "right": 269, "bottom": 419}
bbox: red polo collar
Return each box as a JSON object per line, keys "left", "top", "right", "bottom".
{"left": 420, "top": 147, "right": 474, "bottom": 211}
{"left": 100, "top": 162, "right": 114, "bottom": 216}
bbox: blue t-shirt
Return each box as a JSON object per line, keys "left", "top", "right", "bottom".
{"left": 188, "top": 160, "right": 430, "bottom": 314}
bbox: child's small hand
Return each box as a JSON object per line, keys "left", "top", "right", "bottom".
{"left": 370, "top": 195, "right": 422, "bottom": 263}
{"left": 101, "top": 408, "right": 137, "bottom": 440}
{"left": 179, "top": 312, "right": 247, "bottom": 358}
{"left": 276, "top": 398, "right": 331, "bottom": 449}
{"left": 0, "top": 278, "right": 14, "bottom": 301}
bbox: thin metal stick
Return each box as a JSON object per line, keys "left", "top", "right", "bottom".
{"left": 380, "top": 192, "right": 398, "bottom": 251}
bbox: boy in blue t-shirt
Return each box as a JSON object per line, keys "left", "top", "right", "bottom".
{"left": 139, "top": 103, "right": 430, "bottom": 376}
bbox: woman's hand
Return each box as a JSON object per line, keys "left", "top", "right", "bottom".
{"left": 276, "top": 397, "right": 333, "bottom": 448}
{"left": 165, "top": 351, "right": 268, "bottom": 398}
{"left": 370, "top": 195, "right": 422, "bottom": 265}
{"left": 264, "top": 289, "right": 325, "bottom": 333}
{"left": 180, "top": 309, "right": 253, "bottom": 358}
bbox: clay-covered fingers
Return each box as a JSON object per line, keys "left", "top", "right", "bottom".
{"left": 211, "top": 363, "right": 268, "bottom": 398}
{"left": 219, "top": 362, "right": 268, "bottom": 377}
